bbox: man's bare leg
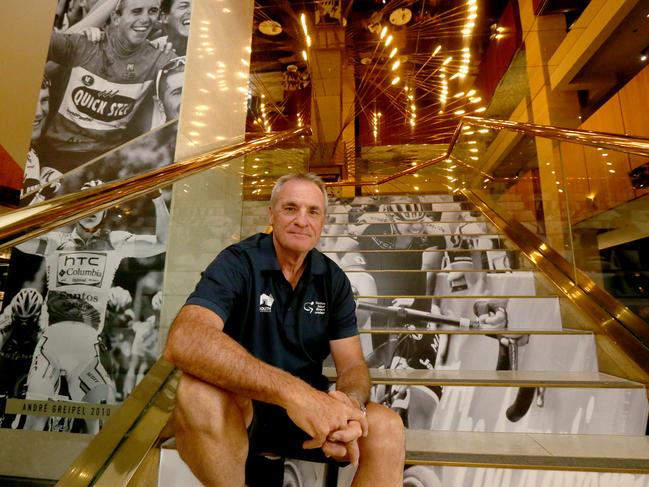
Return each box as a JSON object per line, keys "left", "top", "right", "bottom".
{"left": 174, "top": 373, "right": 252, "bottom": 487}
{"left": 353, "top": 403, "right": 405, "bottom": 487}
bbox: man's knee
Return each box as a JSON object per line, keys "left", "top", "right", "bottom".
{"left": 174, "top": 373, "right": 250, "bottom": 437}
{"left": 364, "top": 403, "right": 405, "bottom": 453}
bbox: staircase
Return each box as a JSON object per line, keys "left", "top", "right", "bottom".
{"left": 212, "top": 192, "right": 649, "bottom": 487}
{"left": 82, "top": 185, "right": 649, "bottom": 487}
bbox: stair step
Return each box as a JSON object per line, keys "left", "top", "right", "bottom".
{"left": 358, "top": 333, "right": 597, "bottom": 372}
{"left": 319, "top": 232, "right": 505, "bottom": 238}
{"left": 322, "top": 248, "right": 514, "bottom": 254}
{"left": 323, "top": 368, "right": 643, "bottom": 388}
{"left": 359, "top": 327, "right": 590, "bottom": 335}
{"left": 322, "top": 219, "right": 492, "bottom": 225}
{"left": 344, "top": 268, "right": 529, "bottom": 274}
{"left": 404, "top": 430, "right": 649, "bottom": 473}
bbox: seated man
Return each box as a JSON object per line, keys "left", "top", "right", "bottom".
{"left": 164, "top": 173, "right": 405, "bottom": 487}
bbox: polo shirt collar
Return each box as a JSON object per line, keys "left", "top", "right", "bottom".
{"left": 259, "top": 232, "right": 327, "bottom": 275}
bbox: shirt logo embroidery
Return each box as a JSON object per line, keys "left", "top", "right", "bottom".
{"left": 303, "top": 301, "right": 326, "bottom": 315}
{"left": 259, "top": 293, "right": 274, "bottom": 313}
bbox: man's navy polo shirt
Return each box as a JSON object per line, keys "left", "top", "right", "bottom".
{"left": 186, "top": 232, "right": 358, "bottom": 389}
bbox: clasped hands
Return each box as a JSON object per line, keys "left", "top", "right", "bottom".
{"left": 291, "top": 389, "right": 368, "bottom": 467}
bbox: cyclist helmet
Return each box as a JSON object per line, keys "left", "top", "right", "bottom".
{"left": 11, "top": 288, "right": 44, "bottom": 320}
{"left": 380, "top": 201, "right": 425, "bottom": 222}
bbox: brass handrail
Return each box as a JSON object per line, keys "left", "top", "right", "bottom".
{"left": 462, "top": 115, "right": 649, "bottom": 157}
{"left": 0, "top": 127, "right": 307, "bottom": 251}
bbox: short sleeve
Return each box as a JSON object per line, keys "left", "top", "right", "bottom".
{"left": 185, "top": 248, "right": 248, "bottom": 323}
{"left": 328, "top": 267, "right": 358, "bottom": 340}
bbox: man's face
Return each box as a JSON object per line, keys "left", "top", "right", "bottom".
{"left": 394, "top": 221, "right": 424, "bottom": 236}
{"left": 32, "top": 86, "right": 49, "bottom": 141}
{"left": 160, "top": 69, "right": 183, "bottom": 119}
{"left": 113, "top": 0, "right": 161, "bottom": 48}
{"left": 269, "top": 179, "right": 326, "bottom": 256}
{"left": 164, "top": 0, "right": 191, "bottom": 38}
{"left": 78, "top": 210, "right": 107, "bottom": 232}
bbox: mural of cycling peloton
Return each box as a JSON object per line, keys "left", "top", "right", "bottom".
{"left": 309, "top": 193, "right": 647, "bottom": 487}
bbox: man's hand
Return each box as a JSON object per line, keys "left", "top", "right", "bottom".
{"left": 80, "top": 27, "right": 103, "bottom": 43}
{"left": 320, "top": 390, "right": 369, "bottom": 466}
{"left": 474, "top": 299, "right": 508, "bottom": 330}
{"left": 149, "top": 37, "right": 175, "bottom": 53}
{"left": 283, "top": 387, "right": 367, "bottom": 455}
{"left": 391, "top": 297, "right": 415, "bottom": 308}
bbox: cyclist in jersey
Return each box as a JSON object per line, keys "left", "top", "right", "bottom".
{"left": 18, "top": 179, "right": 169, "bottom": 431}
{"left": 0, "top": 289, "right": 44, "bottom": 429}
{"left": 339, "top": 197, "right": 447, "bottom": 429}
{"left": 123, "top": 290, "right": 162, "bottom": 397}
{"left": 39, "top": 0, "right": 176, "bottom": 172}
{"left": 151, "top": 0, "right": 191, "bottom": 55}
{"left": 21, "top": 76, "right": 62, "bottom": 207}
{"left": 151, "top": 56, "right": 185, "bottom": 128}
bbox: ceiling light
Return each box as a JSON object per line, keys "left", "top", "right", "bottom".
{"left": 302, "top": 50, "right": 308, "bottom": 61}
{"left": 300, "top": 13, "right": 308, "bottom": 34}
{"left": 391, "top": 76, "right": 400, "bottom": 85}
{"left": 442, "top": 56, "right": 452, "bottom": 65}
{"left": 389, "top": 47, "right": 398, "bottom": 58}
{"left": 385, "top": 35, "right": 393, "bottom": 46}
{"left": 306, "top": 35, "right": 312, "bottom": 47}
{"left": 392, "top": 60, "right": 400, "bottom": 70}
{"left": 432, "top": 45, "right": 441, "bottom": 56}
{"left": 380, "top": 26, "right": 388, "bottom": 39}
{"left": 258, "top": 19, "right": 282, "bottom": 36}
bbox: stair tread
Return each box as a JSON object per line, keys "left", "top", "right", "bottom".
{"left": 404, "top": 430, "right": 649, "bottom": 472}
{"left": 344, "top": 269, "right": 529, "bottom": 273}
{"left": 359, "top": 327, "right": 589, "bottom": 335}
{"left": 320, "top": 233, "right": 505, "bottom": 237}
{"left": 322, "top": 368, "right": 644, "bottom": 387}
{"left": 355, "top": 294, "right": 553, "bottom": 298}
{"left": 321, "top": 249, "right": 513, "bottom": 253}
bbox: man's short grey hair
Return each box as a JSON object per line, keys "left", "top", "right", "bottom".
{"left": 270, "top": 173, "right": 328, "bottom": 212}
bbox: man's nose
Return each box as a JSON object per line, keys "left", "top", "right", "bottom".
{"left": 294, "top": 209, "right": 308, "bottom": 225}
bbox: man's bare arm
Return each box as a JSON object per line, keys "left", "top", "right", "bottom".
{"left": 126, "top": 195, "right": 170, "bottom": 258}
{"left": 330, "top": 335, "right": 371, "bottom": 406}
{"left": 164, "top": 305, "right": 366, "bottom": 448}
{"left": 326, "top": 335, "right": 371, "bottom": 465}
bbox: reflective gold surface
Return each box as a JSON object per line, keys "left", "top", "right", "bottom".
{"left": 55, "top": 359, "right": 176, "bottom": 487}
{"left": 0, "top": 127, "right": 307, "bottom": 251}
{"left": 463, "top": 115, "right": 649, "bottom": 157}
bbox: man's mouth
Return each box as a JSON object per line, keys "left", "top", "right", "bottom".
{"left": 33, "top": 118, "right": 43, "bottom": 127}
{"left": 132, "top": 25, "right": 150, "bottom": 33}
{"left": 182, "top": 18, "right": 190, "bottom": 26}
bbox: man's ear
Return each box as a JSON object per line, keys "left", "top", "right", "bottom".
{"left": 110, "top": 10, "right": 120, "bottom": 26}
{"left": 161, "top": 12, "right": 169, "bottom": 25}
{"left": 267, "top": 206, "right": 274, "bottom": 226}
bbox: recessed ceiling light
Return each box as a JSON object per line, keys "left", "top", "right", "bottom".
{"left": 389, "top": 8, "right": 412, "bottom": 26}
{"left": 258, "top": 20, "right": 282, "bottom": 36}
